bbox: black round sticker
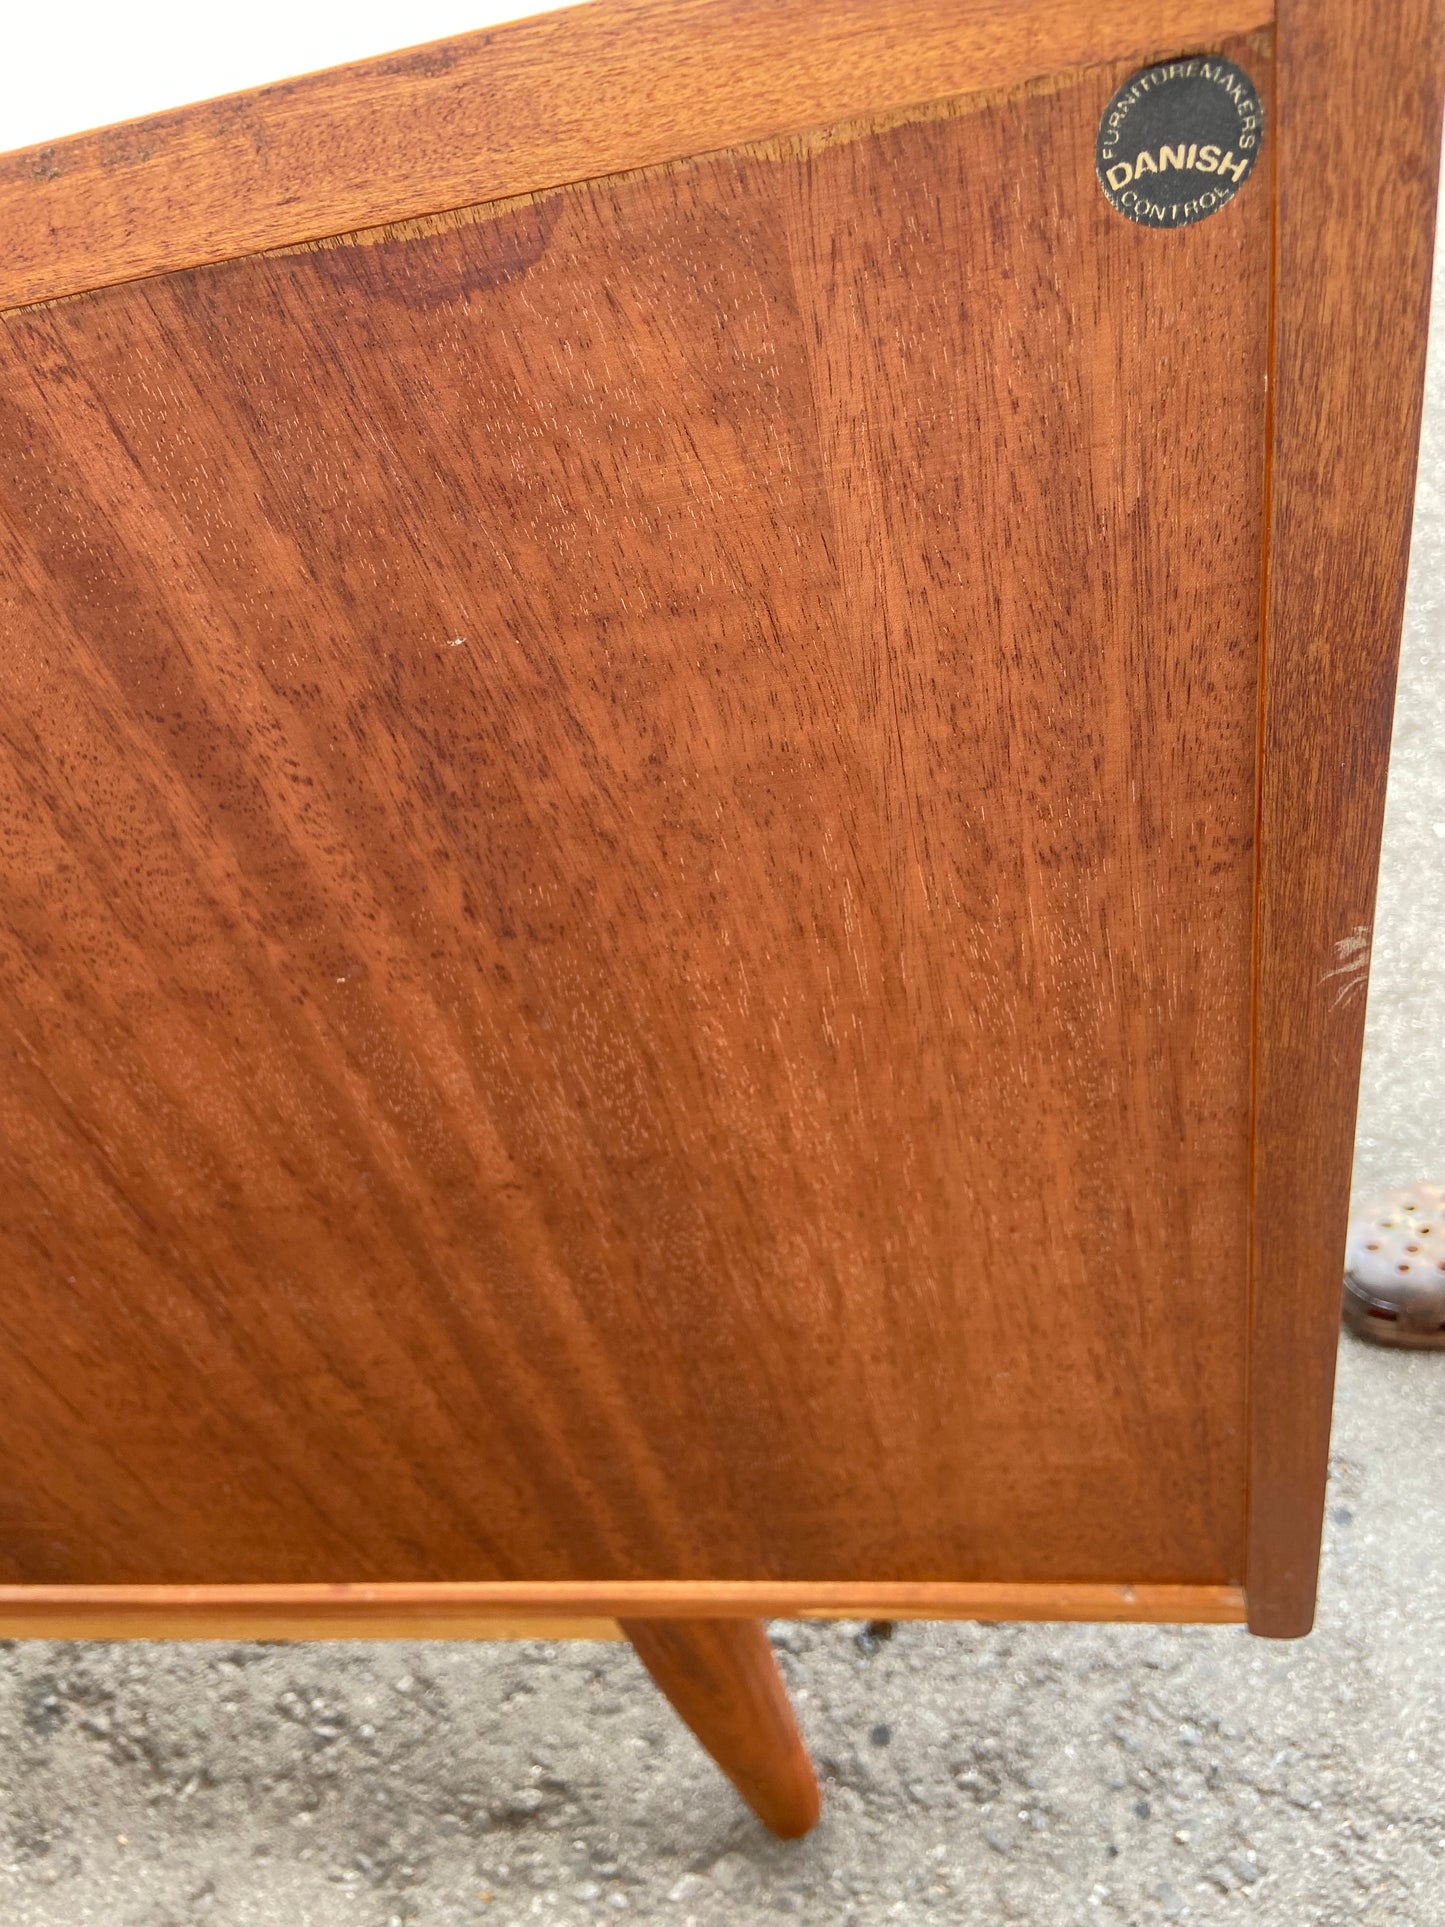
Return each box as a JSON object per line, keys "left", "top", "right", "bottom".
{"left": 1096, "top": 57, "right": 1263, "bottom": 228}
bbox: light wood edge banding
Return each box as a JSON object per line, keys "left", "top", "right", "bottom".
{"left": 0, "top": 1582, "right": 1246, "bottom": 1640}
{"left": 0, "top": 1615, "right": 626, "bottom": 1644}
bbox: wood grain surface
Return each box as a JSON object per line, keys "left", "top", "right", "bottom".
{"left": 1247, "top": 0, "right": 1445, "bottom": 1635}
{"left": 0, "top": 1582, "right": 1250, "bottom": 1636}
{"left": 0, "top": 42, "right": 1272, "bottom": 1592}
{"left": 0, "top": 1609, "right": 624, "bottom": 1642}
{"left": 621, "top": 1618, "right": 821, "bottom": 1835}
{"left": 0, "top": 0, "right": 1276, "bottom": 311}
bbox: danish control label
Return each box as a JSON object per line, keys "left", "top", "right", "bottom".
{"left": 1096, "top": 57, "right": 1263, "bottom": 228}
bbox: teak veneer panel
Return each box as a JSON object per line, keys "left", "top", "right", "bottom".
{"left": 0, "top": 37, "right": 1272, "bottom": 1592}
{"left": 0, "top": 0, "right": 1276, "bottom": 311}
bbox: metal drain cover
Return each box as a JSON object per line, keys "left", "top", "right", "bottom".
{"left": 1344, "top": 1182, "right": 1445, "bottom": 1348}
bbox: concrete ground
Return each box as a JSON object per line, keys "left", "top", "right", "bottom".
{"left": 2, "top": 210, "right": 1443, "bottom": 1927}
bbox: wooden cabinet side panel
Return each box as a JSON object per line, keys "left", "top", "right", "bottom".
{"left": 0, "top": 50, "right": 1270, "bottom": 1589}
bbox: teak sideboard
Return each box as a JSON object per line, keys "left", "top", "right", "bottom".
{"left": 0, "top": 0, "right": 1440, "bottom": 1837}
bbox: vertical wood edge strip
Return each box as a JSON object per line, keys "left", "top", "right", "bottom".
{"left": 1248, "top": 0, "right": 1445, "bottom": 1635}
{"left": 1, "top": 0, "right": 1274, "bottom": 311}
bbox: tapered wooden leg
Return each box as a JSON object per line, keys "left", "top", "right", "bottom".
{"left": 620, "top": 1617, "right": 821, "bottom": 1838}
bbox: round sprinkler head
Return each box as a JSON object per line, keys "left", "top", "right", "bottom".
{"left": 1343, "top": 1182, "right": 1445, "bottom": 1349}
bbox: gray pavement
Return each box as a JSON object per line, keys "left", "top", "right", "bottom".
{"left": 2, "top": 204, "right": 1443, "bottom": 1927}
